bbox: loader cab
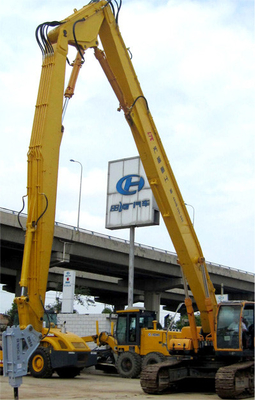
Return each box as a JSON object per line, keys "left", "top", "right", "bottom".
{"left": 116, "top": 309, "right": 156, "bottom": 346}
{"left": 216, "top": 301, "right": 254, "bottom": 354}
{"left": 42, "top": 312, "right": 58, "bottom": 328}
{"left": 13, "top": 310, "right": 58, "bottom": 329}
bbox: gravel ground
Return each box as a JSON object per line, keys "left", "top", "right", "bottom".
{"left": 0, "top": 367, "right": 223, "bottom": 400}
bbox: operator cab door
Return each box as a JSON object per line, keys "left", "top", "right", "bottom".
{"left": 241, "top": 303, "right": 254, "bottom": 351}
{"left": 216, "top": 302, "right": 254, "bottom": 353}
{"left": 116, "top": 311, "right": 156, "bottom": 347}
{"left": 116, "top": 313, "right": 140, "bottom": 346}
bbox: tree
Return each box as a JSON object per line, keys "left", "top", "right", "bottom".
{"left": 174, "top": 312, "right": 201, "bottom": 330}
{"left": 4, "top": 287, "right": 96, "bottom": 328}
{"left": 102, "top": 307, "right": 113, "bottom": 314}
{"left": 5, "top": 301, "right": 18, "bottom": 326}
{"left": 74, "top": 286, "right": 95, "bottom": 309}
{"left": 45, "top": 286, "right": 95, "bottom": 313}
{"left": 45, "top": 296, "right": 62, "bottom": 313}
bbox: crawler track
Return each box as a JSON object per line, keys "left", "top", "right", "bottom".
{"left": 140, "top": 359, "right": 182, "bottom": 394}
{"left": 215, "top": 361, "right": 254, "bottom": 399}
{"left": 141, "top": 359, "right": 254, "bottom": 399}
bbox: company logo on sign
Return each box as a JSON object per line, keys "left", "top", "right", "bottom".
{"left": 110, "top": 199, "right": 150, "bottom": 213}
{"left": 116, "top": 174, "right": 145, "bottom": 195}
{"left": 106, "top": 157, "right": 159, "bottom": 229}
{"left": 64, "top": 271, "right": 72, "bottom": 286}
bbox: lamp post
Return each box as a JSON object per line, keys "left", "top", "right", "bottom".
{"left": 185, "top": 202, "right": 195, "bottom": 226}
{"left": 70, "top": 159, "right": 83, "bottom": 230}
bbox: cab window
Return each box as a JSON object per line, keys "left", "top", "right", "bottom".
{"left": 139, "top": 315, "right": 154, "bottom": 329}
{"left": 129, "top": 316, "right": 137, "bottom": 342}
{"left": 217, "top": 305, "right": 241, "bottom": 349}
{"left": 116, "top": 315, "right": 127, "bottom": 345}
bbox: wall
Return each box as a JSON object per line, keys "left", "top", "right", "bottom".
{"left": 57, "top": 313, "right": 117, "bottom": 349}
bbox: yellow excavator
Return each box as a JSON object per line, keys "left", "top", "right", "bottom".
{"left": 3, "top": 1, "right": 254, "bottom": 399}
{"left": 141, "top": 302, "right": 254, "bottom": 398}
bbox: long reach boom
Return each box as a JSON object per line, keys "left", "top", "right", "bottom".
{"left": 4, "top": 1, "right": 223, "bottom": 398}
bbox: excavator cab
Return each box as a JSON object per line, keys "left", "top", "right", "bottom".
{"left": 116, "top": 309, "right": 156, "bottom": 346}
{"left": 215, "top": 301, "right": 254, "bottom": 353}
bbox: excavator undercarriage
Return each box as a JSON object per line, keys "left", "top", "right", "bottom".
{"left": 141, "top": 358, "right": 254, "bottom": 399}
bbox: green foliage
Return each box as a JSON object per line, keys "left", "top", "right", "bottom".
{"left": 5, "top": 301, "right": 18, "bottom": 326}
{"left": 74, "top": 286, "right": 95, "bottom": 308}
{"left": 174, "top": 313, "right": 201, "bottom": 330}
{"left": 102, "top": 307, "right": 112, "bottom": 314}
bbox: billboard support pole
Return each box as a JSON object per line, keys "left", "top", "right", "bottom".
{"left": 128, "top": 226, "right": 135, "bottom": 308}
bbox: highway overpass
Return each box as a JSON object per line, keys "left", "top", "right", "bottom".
{"left": 1, "top": 208, "right": 254, "bottom": 315}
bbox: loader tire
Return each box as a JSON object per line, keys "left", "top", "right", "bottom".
{"left": 29, "top": 347, "right": 53, "bottom": 378}
{"left": 116, "top": 351, "right": 141, "bottom": 378}
{"left": 142, "top": 352, "right": 166, "bottom": 370}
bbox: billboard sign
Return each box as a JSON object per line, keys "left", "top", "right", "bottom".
{"left": 215, "top": 294, "right": 229, "bottom": 303}
{"left": 106, "top": 156, "right": 159, "bottom": 229}
{"left": 61, "top": 270, "right": 76, "bottom": 313}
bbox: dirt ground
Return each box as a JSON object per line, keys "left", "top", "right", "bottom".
{"left": 0, "top": 367, "right": 224, "bottom": 400}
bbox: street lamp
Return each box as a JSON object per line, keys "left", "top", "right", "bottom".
{"left": 70, "top": 159, "right": 83, "bottom": 230}
{"left": 185, "top": 202, "right": 195, "bottom": 226}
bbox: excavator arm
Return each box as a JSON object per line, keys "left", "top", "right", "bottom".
{"left": 48, "top": 1, "right": 217, "bottom": 333}
{"left": 18, "top": 0, "right": 217, "bottom": 337}
{"left": 53, "top": 1, "right": 217, "bottom": 330}
{"left": 97, "top": 19, "right": 217, "bottom": 335}
{"left": 4, "top": 1, "right": 218, "bottom": 394}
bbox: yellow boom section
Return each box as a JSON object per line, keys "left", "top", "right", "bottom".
{"left": 18, "top": 0, "right": 216, "bottom": 335}
{"left": 17, "top": 41, "right": 66, "bottom": 331}
{"left": 96, "top": 4, "right": 217, "bottom": 333}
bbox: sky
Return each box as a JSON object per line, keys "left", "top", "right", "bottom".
{"left": 0, "top": 0, "right": 254, "bottom": 315}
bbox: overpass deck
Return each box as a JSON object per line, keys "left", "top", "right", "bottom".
{"left": 0, "top": 208, "right": 254, "bottom": 312}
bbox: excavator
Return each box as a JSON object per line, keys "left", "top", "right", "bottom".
{"left": 2, "top": 1, "right": 254, "bottom": 399}
{"left": 141, "top": 303, "right": 254, "bottom": 398}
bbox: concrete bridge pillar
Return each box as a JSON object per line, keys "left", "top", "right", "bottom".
{"left": 144, "top": 291, "right": 161, "bottom": 320}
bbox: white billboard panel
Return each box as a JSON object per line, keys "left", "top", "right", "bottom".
{"left": 216, "top": 294, "right": 229, "bottom": 303}
{"left": 106, "top": 157, "right": 159, "bottom": 229}
{"left": 61, "top": 270, "right": 76, "bottom": 313}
